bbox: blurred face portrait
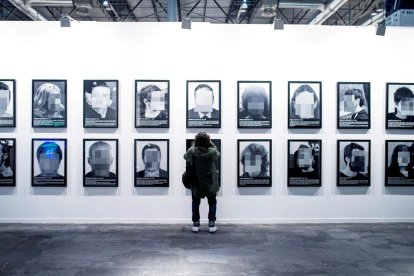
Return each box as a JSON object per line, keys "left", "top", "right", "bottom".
{"left": 294, "top": 91, "right": 317, "bottom": 119}
{"left": 91, "top": 86, "right": 112, "bottom": 109}
{"left": 349, "top": 149, "right": 365, "bottom": 172}
{"left": 0, "top": 89, "right": 10, "bottom": 112}
{"left": 48, "top": 89, "right": 62, "bottom": 112}
{"left": 88, "top": 145, "right": 113, "bottom": 173}
{"left": 147, "top": 91, "right": 166, "bottom": 111}
{"left": 343, "top": 94, "right": 359, "bottom": 113}
{"left": 244, "top": 152, "right": 262, "bottom": 177}
{"left": 194, "top": 87, "right": 214, "bottom": 113}
{"left": 143, "top": 148, "right": 161, "bottom": 172}
{"left": 297, "top": 147, "right": 313, "bottom": 168}
{"left": 38, "top": 152, "right": 60, "bottom": 175}
{"left": 396, "top": 98, "right": 414, "bottom": 116}
{"left": 398, "top": 150, "right": 410, "bottom": 167}
{"left": 247, "top": 94, "right": 265, "bottom": 116}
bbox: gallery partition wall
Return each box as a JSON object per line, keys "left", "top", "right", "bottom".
{"left": 0, "top": 22, "right": 413, "bottom": 223}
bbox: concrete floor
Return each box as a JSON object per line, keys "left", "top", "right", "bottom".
{"left": 0, "top": 223, "right": 413, "bottom": 275}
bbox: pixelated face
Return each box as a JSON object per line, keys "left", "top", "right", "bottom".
{"left": 397, "top": 98, "right": 414, "bottom": 116}
{"left": 91, "top": 86, "right": 111, "bottom": 109}
{"left": 247, "top": 95, "right": 265, "bottom": 116}
{"left": 244, "top": 152, "right": 262, "bottom": 177}
{"left": 194, "top": 87, "right": 214, "bottom": 113}
{"left": 149, "top": 91, "right": 166, "bottom": 111}
{"left": 143, "top": 148, "right": 161, "bottom": 172}
{"left": 297, "top": 147, "right": 313, "bottom": 168}
{"left": 90, "top": 147, "right": 112, "bottom": 171}
{"left": 343, "top": 94, "right": 358, "bottom": 112}
{"left": 398, "top": 151, "right": 410, "bottom": 167}
{"left": 350, "top": 149, "right": 365, "bottom": 172}
{"left": 0, "top": 90, "right": 10, "bottom": 112}
{"left": 48, "top": 89, "right": 61, "bottom": 112}
{"left": 294, "top": 91, "right": 316, "bottom": 119}
{"left": 38, "top": 152, "right": 60, "bottom": 174}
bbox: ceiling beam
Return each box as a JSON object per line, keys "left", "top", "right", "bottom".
{"left": 309, "top": 0, "right": 347, "bottom": 25}
{"left": 7, "top": 0, "right": 47, "bottom": 20}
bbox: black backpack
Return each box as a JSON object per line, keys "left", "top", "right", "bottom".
{"left": 182, "top": 156, "right": 197, "bottom": 189}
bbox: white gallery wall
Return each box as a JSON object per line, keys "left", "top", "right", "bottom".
{"left": 0, "top": 21, "right": 414, "bottom": 223}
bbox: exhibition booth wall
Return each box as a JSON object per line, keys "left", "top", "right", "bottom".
{"left": 0, "top": 21, "right": 413, "bottom": 223}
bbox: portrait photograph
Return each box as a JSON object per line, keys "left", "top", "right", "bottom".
{"left": 83, "top": 80, "right": 118, "bottom": 128}
{"left": 0, "top": 139, "right": 15, "bottom": 186}
{"left": 386, "top": 83, "right": 414, "bottom": 129}
{"left": 186, "top": 138, "right": 221, "bottom": 186}
{"left": 186, "top": 80, "right": 221, "bottom": 128}
{"left": 288, "top": 140, "right": 321, "bottom": 187}
{"left": 337, "top": 82, "right": 370, "bottom": 129}
{"left": 337, "top": 140, "right": 370, "bottom": 186}
{"left": 134, "top": 139, "right": 169, "bottom": 187}
{"left": 32, "top": 139, "right": 66, "bottom": 187}
{"left": 385, "top": 140, "right": 414, "bottom": 186}
{"left": 84, "top": 139, "right": 118, "bottom": 187}
{"left": 135, "top": 80, "right": 169, "bottom": 128}
{"left": 237, "top": 81, "right": 272, "bottom": 129}
{"left": 32, "top": 80, "right": 67, "bottom": 128}
{"left": 0, "top": 80, "right": 16, "bottom": 127}
{"left": 237, "top": 140, "right": 272, "bottom": 187}
{"left": 288, "top": 81, "right": 322, "bottom": 129}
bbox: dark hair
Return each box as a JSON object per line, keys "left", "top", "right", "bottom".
{"left": 85, "top": 81, "right": 109, "bottom": 94}
{"left": 344, "top": 88, "right": 365, "bottom": 107}
{"left": 36, "top": 141, "right": 63, "bottom": 161}
{"left": 290, "top": 84, "right": 320, "bottom": 119}
{"left": 141, "top": 143, "right": 161, "bottom": 160}
{"left": 241, "top": 85, "right": 269, "bottom": 117}
{"left": 241, "top": 143, "right": 269, "bottom": 175}
{"left": 343, "top": 142, "right": 364, "bottom": 163}
{"left": 0, "top": 82, "right": 11, "bottom": 102}
{"left": 89, "top": 141, "right": 112, "bottom": 159}
{"left": 194, "top": 131, "right": 210, "bottom": 148}
{"left": 138, "top": 85, "right": 161, "bottom": 112}
{"left": 394, "top": 87, "right": 414, "bottom": 104}
{"left": 388, "top": 144, "right": 409, "bottom": 171}
{"left": 293, "top": 144, "right": 313, "bottom": 168}
{"left": 194, "top": 84, "right": 213, "bottom": 98}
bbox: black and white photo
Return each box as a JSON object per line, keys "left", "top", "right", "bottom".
{"left": 187, "top": 80, "right": 221, "bottom": 128}
{"left": 84, "top": 139, "right": 118, "bottom": 187}
{"left": 32, "top": 80, "right": 67, "bottom": 128}
{"left": 237, "top": 81, "right": 271, "bottom": 128}
{"left": 337, "top": 140, "right": 370, "bottom": 186}
{"left": 238, "top": 140, "right": 271, "bottom": 187}
{"left": 337, "top": 82, "right": 370, "bottom": 129}
{"left": 288, "top": 140, "right": 321, "bottom": 187}
{"left": 32, "top": 139, "right": 66, "bottom": 187}
{"left": 135, "top": 80, "right": 169, "bottom": 128}
{"left": 135, "top": 139, "right": 169, "bottom": 187}
{"left": 83, "top": 80, "right": 118, "bottom": 128}
{"left": 0, "top": 80, "right": 16, "bottom": 127}
{"left": 288, "top": 81, "right": 322, "bottom": 128}
{"left": 386, "top": 83, "right": 414, "bottom": 129}
{"left": 0, "top": 139, "right": 15, "bottom": 186}
{"left": 385, "top": 140, "right": 414, "bottom": 186}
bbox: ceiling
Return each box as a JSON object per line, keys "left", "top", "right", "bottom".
{"left": 0, "top": 0, "right": 386, "bottom": 26}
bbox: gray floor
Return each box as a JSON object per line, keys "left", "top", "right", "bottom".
{"left": 0, "top": 223, "right": 413, "bottom": 275}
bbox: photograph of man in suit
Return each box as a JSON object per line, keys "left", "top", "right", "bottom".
{"left": 188, "top": 84, "right": 219, "bottom": 119}
{"left": 136, "top": 143, "right": 167, "bottom": 178}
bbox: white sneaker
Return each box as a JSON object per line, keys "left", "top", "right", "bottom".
{"left": 208, "top": 221, "right": 217, "bottom": 233}
{"left": 192, "top": 222, "right": 200, "bottom": 233}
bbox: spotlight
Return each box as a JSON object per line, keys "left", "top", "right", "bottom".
{"left": 60, "top": 14, "right": 71, "bottom": 27}
{"left": 181, "top": 17, "right": 191, "bottom": 30}
{"left": 273, "top": 18, "right": 284, "bottom": 30}
{"left": 102, "top": 0, "right": 109, "bottom": 7}
{"left": 376, "top": 21, "right": 386, "bottom": 36}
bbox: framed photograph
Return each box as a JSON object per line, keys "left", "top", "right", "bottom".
{"left": 186, "top": 80, "right": 221, "bottom": 128}
{"left": 337, "top": 140, "right": 370, "bottom": 186}
{"left": 337, "top": 82, "right": 370, "bottom": 129}
{"left": 84, "top": 139, "right": 118, "bottom": 187}
{"left": 288, "top": 81, "right": 322, "bottom": 129}
{"left": 186, "top": 139, "right": 221, "bottom": 186}
{"left": 83, "top": 80, "right": 118, "bottom": 128}
{"left": 0, "top": 80, "right": 16, "bottom": 127}
{"left": 237, "top": 139, "right": 272, "bottom": 187}
{"left": 32, "top": 138, "right": 66, "bottom": 187}
{"left": 32, "top": 80, "right": 67, "bottom": 128}
{"left": 237, "top": 81, "right": 272, "bottom": 128}
{"left": 0, "top": 139, "right": 15, "bottom": 186}
{"left": 385, "top": 140, "right": 414, "bottom": 186}
{"left": 135, "top": 80, "right": 169, "bottom": 128}
{"left": 386, "top": 83, "right": 414, "bottom": 129}
{"left": 288, "top": 140, "right": 321, "bottom": 187}
{"left": 134, "top": 139, "right": 169, "bottom": 187}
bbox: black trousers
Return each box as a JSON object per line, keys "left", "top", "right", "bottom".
{"left": 192, "top": 195, "right": 217, "bottom": 223}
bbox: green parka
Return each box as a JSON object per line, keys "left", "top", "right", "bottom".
{"left": 183, "top": 143, "right": 220, "bottom": 198}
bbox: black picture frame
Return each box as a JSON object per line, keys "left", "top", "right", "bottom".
{"left": 237, "top": 81, "right": 272, "bottom": 129}
{"left": 337, "top": 82, "right": 371, "bottom": 129}
{"left": 288, "top": 81, "right": 322, "bottom": 129}
{"left": 386, "top": 83, "right": 414, "bottom": 129}
{"left": 135, "top": 80, "right": 170, "bottom": 128}
{"left": 32, "top": 80, "right": 67, "bottom": 128}
{"left": 287, "top": 139, "right": 322, "bottom": 187}
{"left": 0, "top": 79, "right": 16, "bottom": 127}
{"left": 83, "top": 80, "right": 119, "bottom": 128}
{"left": 337, "top": 140, "right": 370, "bottom": 187}
{"left": 134, "top": 139, "right": 169, "bottom": 187}
{"left": 186, "top": 80, "right": 221, "bottom": 128}
{"left": 237, "top": 139, "right": 272, "bottom": 187}
{"left": 385, "top": 140, "right": 414, "bottom": 186}
{"left": 32, "top": 138, "right": 67, "bottom": 187}
{"left": 0, "top": 138, "right": 15, "bottom": 187}
{"left": 186, "top": 139, "right": 221, "bottom": 186}
{"left": 83, "top": 139, "right": 118, "bottom": 187}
